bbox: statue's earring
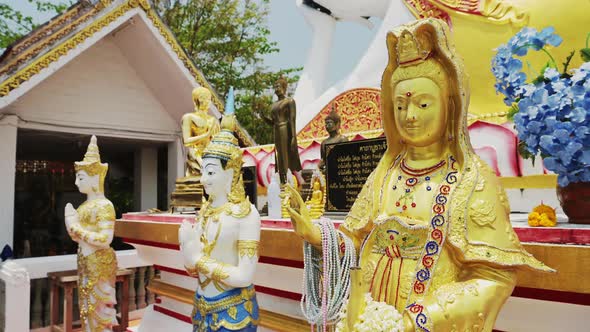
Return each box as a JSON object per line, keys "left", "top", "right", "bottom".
{"left": 92, "top": 186, "right": 98, "bottom": 193}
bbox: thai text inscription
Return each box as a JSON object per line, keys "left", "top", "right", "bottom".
{"left": 325, "top": 138, "right": 387, "bottom": 212}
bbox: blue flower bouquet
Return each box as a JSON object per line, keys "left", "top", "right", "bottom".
{"left": 492, "top": 27, "right": 590, "bottom": 187}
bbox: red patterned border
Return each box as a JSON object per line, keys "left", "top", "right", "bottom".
{"left": 513, "top": 227, "right": 590, "bottom": 246}
{"left": 255, "top": 285, "right": 301, "bottom": 301}
{"left": 134, "top": 238, "right": 588, "bottom": 306}
{"left": 153, "top": 262, "right": 303, "bottom": 302}
{"left": 154, "top": 264, "right": 192, "bottom": 277}
{"left": 153, "top": 304, "right": 192, "bottom": 324}
{"left": 122, "top": 238, "right": 180, "bottom": 250}
{"left": 259, "top": 256, "right": 304, "bottom": 269}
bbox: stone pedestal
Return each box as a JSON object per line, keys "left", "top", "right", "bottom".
{"left": 169, "top": 176, "right": 204, "bottom": 212}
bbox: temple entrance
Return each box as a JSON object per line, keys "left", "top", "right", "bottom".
{"left": 13, "top": 129, "right": 169, "bottom": 259}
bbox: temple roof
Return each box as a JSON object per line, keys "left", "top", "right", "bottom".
{"left": 0, "top": 0, "right": 255, "bottom": 146}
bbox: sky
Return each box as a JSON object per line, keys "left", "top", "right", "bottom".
{"left": 3, "top": 0, "right": 381, "bottom": 86}
{"left": 264, "top": 1, "right": 380, "bottom": 86}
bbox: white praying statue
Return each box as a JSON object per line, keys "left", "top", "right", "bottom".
{"left": 64, "top": 135, "right": 118, "bottom": 331}
{"left": 179, "top": 115, "right": 261, "bottom": 331}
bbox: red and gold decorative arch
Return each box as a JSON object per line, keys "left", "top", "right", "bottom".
{"left": 297, "top": 88, "right": 382, "bottom": 140}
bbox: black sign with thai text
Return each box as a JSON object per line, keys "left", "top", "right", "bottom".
{"left": 325, "top": 137, "right": 387, "bottom": 212}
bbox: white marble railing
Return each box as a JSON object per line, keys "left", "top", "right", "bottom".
{"left": 0, "top": 249, "right": 154, "bottom": 332}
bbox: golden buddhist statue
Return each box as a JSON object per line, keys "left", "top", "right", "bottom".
{"left": 305, "top": 176, "right": 326, "bottom": 220}
{"left": 286, "top": 19, "right": 552, "bottom": 332}
{"left": 171, "top": 87, "right": 221, "bottom": 211}
{"left": 182, "top": 87, "right": 221, "bottom": 176}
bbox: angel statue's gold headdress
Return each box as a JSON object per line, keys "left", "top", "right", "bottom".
{"left": 202, "top": 115, "right": 248, "bottom": 206}
{"left": 74, "top": 135, "right": 108, "bottom": 192}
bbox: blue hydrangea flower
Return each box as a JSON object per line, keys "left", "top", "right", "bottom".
{"left": 492, "top": 26, "right": 590, "bottom": 186}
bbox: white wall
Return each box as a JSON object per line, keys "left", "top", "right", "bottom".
{"left": 6, "top": 38, "right": 179, "bottom": 140}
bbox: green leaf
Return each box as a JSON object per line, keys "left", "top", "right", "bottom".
{"left": 0, "top": 1, "right": 73, "bottom": 49}
{"left": 507, "top": 103, "right": 519, "bottom": 121}
{"left": 562, "top": 50, "right": 575, "bottom": 74}
{"left": 517, "top": 140, "right": 535, "bottom": 164}
{"left": 581, "top": 48, "right": 590, "bottom": 62}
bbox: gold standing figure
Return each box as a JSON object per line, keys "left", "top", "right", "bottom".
{"left": 64, "top": 136, "right": 118, "bottom": 332}
{"left": 182, "top": 87, "right": 221, "bottom": 176}
{"left": 286, "top": 19, "right": 552, "bottom": 331}
{"left": 272, "top": 76, "right": 302, "bottom": 184}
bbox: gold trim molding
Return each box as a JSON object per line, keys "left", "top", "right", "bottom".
{"left": 259, "top": 309, "right": 310, "bottom": 331}
{"left": 0, "top": 5, "right": 97, "bottom": 77}
{"left": 0, "top": 1, "right": 134, "bottom": 97}
{"left": 0, "top": 0, "right": 225, "bottom": 114}
{"left": 500, "top": 174, "right": 557, "bottom": 189}
{"left": 147, "top": 278, "right": 194, "bottom": 305}
{"left": 117, "top": 219, "right": 589, "bottom": 294}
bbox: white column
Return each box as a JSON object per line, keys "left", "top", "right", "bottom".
{"left": 134, "top": 147, "right": 158, "bottom": 211}
{"left": 167, "top": 138, "right": 184, "bottom": 207}
{"left": 0, "top": 115, "right": 17, "bottom": 249}
{"left": 0, "top": 260, "right": 30, "bottom": 331}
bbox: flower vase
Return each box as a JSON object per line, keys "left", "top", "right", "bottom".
{"left": 557, "top": 181, "right": 590, "bottom": 224}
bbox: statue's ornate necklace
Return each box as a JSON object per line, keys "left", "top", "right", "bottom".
{"left": 199, "top": 201, "right": 230, "bottom": 256}
{"left": 392, "top": 158, "right": 447, "bottom": 211}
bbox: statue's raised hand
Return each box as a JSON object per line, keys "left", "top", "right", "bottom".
{"left": 193, "top": 116, "right": 206, "bottom": 128}
{"left": 285, "top": 184, "right": 321, "bottom": 246}
{"left": 178, "top": 220, "right": 192, "bottom": 247}
{"left": 64, "top": 203, "right": 80, "bottom": 242}
{"left": 64, "top": 203, "right": 79, "bottom": 228}
{"left": 179, "top": 220, "right": 204, "bottom": 268}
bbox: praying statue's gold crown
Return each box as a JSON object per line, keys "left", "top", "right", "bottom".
{"left": 74, "top": 135, "right": 108, "bottom": 191}
{"left": 203, "top": 115, "right": 249, "bottom": 206}
{"left": 202, "top": 115, "right": 241, "bottom": 164}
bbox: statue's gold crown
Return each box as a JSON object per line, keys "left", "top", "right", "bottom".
{"left": 202, "top": 115, "right": 241, "bottom": 163}
{"left": 203, "top": 115, "right": 248, "bottom": 205}
{"left": 397, "top": 30, "right": 431, "bottom": 67}
{"left": 74, "top": 135, "right": 108, "bottom": 190}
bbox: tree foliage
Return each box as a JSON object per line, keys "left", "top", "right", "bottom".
{"left": 0, "top": 0, "right": 73, "bottom": 50}
{"left": 154, "top": 0, "right": 300, "bottom": 144}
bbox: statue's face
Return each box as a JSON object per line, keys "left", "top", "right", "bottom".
{"left": 201, "top": 157, "right": 233, "bottom": 200}
{"left": 325, "top": 119, "right": 336, "bottom": 132}
{"left": 75, "top": 170, "right": 99, "bottom": 195}
{"left": 192, "top": 89, "right": 211, "bottom": 111}
{"left": 313, "top": 181, "right": 321, "bottom": 190}
{"left": 392, "top": 77, "right": 448, "bottom": 147}
{"left": 274, "top": 81, "right": 286, "bottom": 96}
{"left": 194, "top": 95, "right": 208, "bottom": 111}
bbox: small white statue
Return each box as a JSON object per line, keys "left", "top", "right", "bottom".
{"left": 267, "top": 172, "right": 282, "bottom": 219}
{"left": 179, "top": 115, "right": 261, "bottom": 331}
{"left": 64, "top": 135, "right": 117, "bottom": 331}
